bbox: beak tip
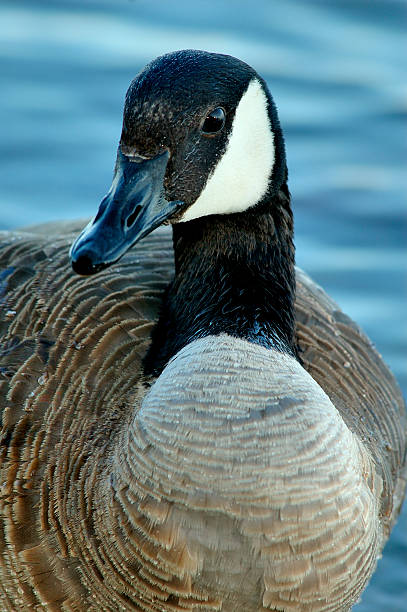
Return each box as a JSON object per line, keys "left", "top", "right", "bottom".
{"left": 71, "top": 250, "right": 106, "bottom": 276}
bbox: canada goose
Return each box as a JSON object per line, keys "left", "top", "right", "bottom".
{"left": 0, "top": 49, "right": 405, "bottom": 612}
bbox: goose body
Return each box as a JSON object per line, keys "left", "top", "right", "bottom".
{"left": 0, "top": 50, "right": 406, "bottom": 611}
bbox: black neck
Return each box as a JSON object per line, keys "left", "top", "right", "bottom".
{"left": 143, "top": 184, "right": 297, "bottom": 377}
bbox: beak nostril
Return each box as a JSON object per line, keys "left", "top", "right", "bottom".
{"left": 126, "top": 205, "right": 142, "bottom": 228}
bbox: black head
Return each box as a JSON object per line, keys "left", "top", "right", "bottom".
{"left": 70, "top": 50, "right": 287, "bottom": 274}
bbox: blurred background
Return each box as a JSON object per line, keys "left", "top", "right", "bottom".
{"left": 0, "top": 0, "right": 406, "bottom": 608}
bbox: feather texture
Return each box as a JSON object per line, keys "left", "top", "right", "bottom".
{"left": 0, "top": 222, "right": 405, "bottom": 611}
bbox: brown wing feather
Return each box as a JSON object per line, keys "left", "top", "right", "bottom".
{"left": 0, "top": 223, "right": 405, "bottom": 611}
{"left": 0, "top": 225, "right": 175, "bottom": 610}
{"left": 295, "top": 267, "right": 406, "bottom": 528}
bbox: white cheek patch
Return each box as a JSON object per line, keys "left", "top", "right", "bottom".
{"left": 178, "top": 78, "right": 275, "bottom": 223}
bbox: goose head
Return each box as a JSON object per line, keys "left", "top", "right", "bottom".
{"left": 70, "top": 49, "right": 287, "bottom": 275}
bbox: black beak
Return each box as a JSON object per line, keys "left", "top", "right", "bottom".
{"left": 70, "top": 149, "right": 184, "bottom": 275}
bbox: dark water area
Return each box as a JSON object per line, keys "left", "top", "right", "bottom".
{"left": 1, "top": 0, "right": 406, "bottom": 609}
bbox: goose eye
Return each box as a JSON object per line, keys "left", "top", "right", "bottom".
{"left": 201, "top": 107, "right": 226, "bottom": 135}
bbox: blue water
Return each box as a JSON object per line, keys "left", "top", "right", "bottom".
{"left": 1, "top": 1, "right": 406, "bottom": 609}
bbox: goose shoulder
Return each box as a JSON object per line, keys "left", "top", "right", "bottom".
{"left": 0, "top": 224, "right": 173, "bottom": 429}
